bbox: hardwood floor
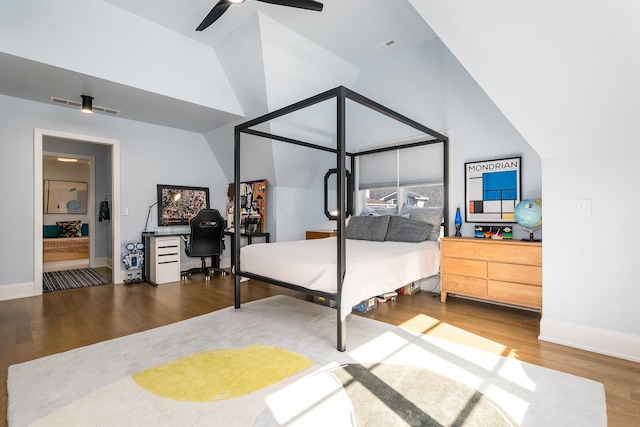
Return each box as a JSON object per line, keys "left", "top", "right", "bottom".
{"left": 1, "top": 273, "right": 638, "bottom": 426}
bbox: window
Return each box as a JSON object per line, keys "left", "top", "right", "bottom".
{"left": 356, "top": 142, "right": 444, "bottom": 214}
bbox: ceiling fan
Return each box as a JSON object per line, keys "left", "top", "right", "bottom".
{"left": 196, "top": 0, "right": 323, "bottom": 31}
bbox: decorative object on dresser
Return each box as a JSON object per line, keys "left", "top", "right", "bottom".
{"left": 515, "top": 197, "right": 542, "bottom": 241}
{"left": 454, "top": 207, "right": 462, "bottom": 236}
{"left": 305, "top": 230, "right": 337, "bottom": 240}
{"left": 440, "top": 237, "right": 542, "bottom": 310}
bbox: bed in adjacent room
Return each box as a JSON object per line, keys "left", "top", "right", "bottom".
{"left": 43, "top": 221, "right": 90, "bottom": 270}
{"left": 232, "top": 86, "right": 448, "bottom": 351}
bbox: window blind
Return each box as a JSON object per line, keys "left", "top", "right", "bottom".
{"left": 358, "top": 142, "right": 444, "bottom": 189}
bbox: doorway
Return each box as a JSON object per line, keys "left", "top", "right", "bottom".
{"left": 42, "top": 153, "right": 94, "bottom": 273}
{"left": 34, "top": 129, "right": 121, "bottom": 297}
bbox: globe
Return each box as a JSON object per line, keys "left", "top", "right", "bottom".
{"left": 514, "top": 198, "right": 542, "bottom": 240}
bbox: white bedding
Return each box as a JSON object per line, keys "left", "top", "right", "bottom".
{"left": 240, "top": 237, "right": 440, "bottom": 319}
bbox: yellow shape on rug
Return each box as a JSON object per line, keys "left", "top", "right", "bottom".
{"left": 132, "top": 344, "right": 313, "bottom": 402}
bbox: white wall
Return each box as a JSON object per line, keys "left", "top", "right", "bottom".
{"left": 540, "top": 150, "right": 640, "bottom": 360}
{"left": 409, "top": 0, "right": 640, "bottom": 361}
{"left": 0, "top": 94, "right": 228, "bottom": 297}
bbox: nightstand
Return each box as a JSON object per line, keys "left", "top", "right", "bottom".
{"left": 305, "top": 230, "right": 337, "bottom": 240}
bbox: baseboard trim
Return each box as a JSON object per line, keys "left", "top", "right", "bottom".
{"left": 43, "top": 259, "right": 90, "bottom": 272}
{"left": 540, "top": 317, "right": 640, "bottom": 363}
{"left": 0, "top": 282, "right": 35, "bottom": 301}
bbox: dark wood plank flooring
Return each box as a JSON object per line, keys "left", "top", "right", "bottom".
{"left": 1, "top": 272, "right": 638, "bottom": 426}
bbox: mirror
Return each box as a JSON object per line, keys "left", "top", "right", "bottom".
{"left": 324, "top": 168, "right": 353, "bottom": 219}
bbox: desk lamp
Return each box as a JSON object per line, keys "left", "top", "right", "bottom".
{"left": 144, "top": 191, "right": 181, "bottom": 231}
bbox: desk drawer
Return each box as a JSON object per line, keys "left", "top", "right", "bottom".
{"left": 158, "top": 253, "right": 179, "bottom": 263}
{"left": 156, "top": 245, "right": 179, "bottom": 256}
{"left": 154, "top": 260, "right": 180, "bottom": 284}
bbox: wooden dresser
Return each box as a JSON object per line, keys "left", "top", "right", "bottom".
{"left": 305, "top": 230, "right": 337, "bottom": 240}
{"left": 440, "top": 237, "right": 542, "bottom": 310}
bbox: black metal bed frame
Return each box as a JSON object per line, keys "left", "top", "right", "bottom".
{"left": 233, "top": 86, "right": 448, "bottom": 351}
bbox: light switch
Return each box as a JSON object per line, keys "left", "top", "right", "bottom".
{"left": 123, "top": 207, "right": 129, "bottom": 216}
{"left": 578, "top": 199, "right": 591, "bottom": 215}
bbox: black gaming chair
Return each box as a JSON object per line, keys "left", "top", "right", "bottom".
{"left": 180, "top": 209, "right": 226, "bottom": 280}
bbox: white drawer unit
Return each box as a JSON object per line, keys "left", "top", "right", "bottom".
{"left": 149, "top": 236, "right": 181, "bottom": 284}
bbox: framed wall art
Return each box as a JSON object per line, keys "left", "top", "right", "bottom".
{"left": 465, "top": 156, "right": 521, "bottom": 223}
{"left": 44, "top": 180, "right": 88, "bottom": 214}
{"left": 157, "top": 184, "right": 210, "bottom": 226}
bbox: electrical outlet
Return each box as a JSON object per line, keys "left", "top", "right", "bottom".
{"left": 123, "top": 207, "right": 129, "bottom": 216}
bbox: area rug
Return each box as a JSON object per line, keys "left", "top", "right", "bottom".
{"left": 7, "top": 295, "right": 607, "bottom": 426}
{"left": 42, "top": 268, "right": 110, "bottom": 292}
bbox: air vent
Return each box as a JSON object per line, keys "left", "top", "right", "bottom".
{"left": 49, "top": 96, "right": 121, "bottom": 115}
{"left": 376, "top": 39, "right": 398, "bottom": 51}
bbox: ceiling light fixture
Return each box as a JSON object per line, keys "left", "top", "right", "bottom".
{"left": 57, "top": 157, "right": 78, "bottom": 163}
{"left": 81, "top": 95, "right": 93, "bottom": 114}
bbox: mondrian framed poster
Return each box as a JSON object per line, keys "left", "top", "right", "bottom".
{"left": 465, "top": 156, "right": 521, "bottom": 223}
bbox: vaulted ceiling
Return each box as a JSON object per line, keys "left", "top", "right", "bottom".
{"left": 0, "top": 0, "right": 437, "bottom": 134}
{"left": 2, "top": 0, "right": 637, "bottom": 160}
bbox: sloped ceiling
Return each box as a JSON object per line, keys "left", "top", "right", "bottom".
{"left": 209, "top": 12, "right": 361, "bottom": 184}
{"left": 409, "top": 0, "right": 640, "bottom": 159}
{"left": 0, "top": 0, "right": 437, "bottom": 134}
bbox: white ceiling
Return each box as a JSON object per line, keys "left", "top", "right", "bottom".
{"left": 0, "top": 0, "right": 437, "bottom": 133}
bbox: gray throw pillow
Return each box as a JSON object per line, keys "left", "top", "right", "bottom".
{"left": 345, "top": 215, "right": 391, "bottom": 241}
{"left": 385, "top": 216, "right": 433, "bottom": 242}
{"left": 399, "top": 207, "right": 443, "bottom": 241}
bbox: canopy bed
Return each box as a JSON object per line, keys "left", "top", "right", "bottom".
{"left": 233, "top": 86, "right": 448, "bottom": 351}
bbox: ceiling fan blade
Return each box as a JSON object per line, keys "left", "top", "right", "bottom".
{"left": 255, "top": 0, "right": 323, "bottom": 12}
{"left": 196, "top": 0, "right": 232, "bottom": 31}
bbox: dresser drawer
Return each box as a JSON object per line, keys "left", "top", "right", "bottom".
{"left": 484, "top": 243, "right": 541, "bottom": 266}
{"left": 441, "top": 257, "right": 486, "bottom": 278}
{"left": 488, "top": 263, "right": 541, "bottom": 286}
{"left": 488, "top": 280, "right": 542, "bottom": 308}
{"left": 441, "top": 239, "right": 488, "bottom": 260}
{"left": 441, "top": 274, "right": 487, "bottom": 298}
